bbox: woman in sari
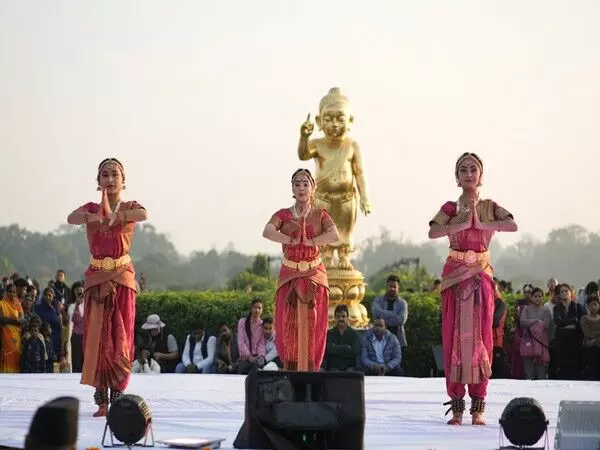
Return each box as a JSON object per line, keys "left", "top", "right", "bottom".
{"left": 262, "top": 168, "right": 339, "bottom": 371}
{"left": 0, "top": 284, "right": 26, "bottom": 373}
{"left": 67, "top": 158, "right": 147, "bottom": 417}
{"left": 428, "top": 153, "right": 517, "bottom": 425}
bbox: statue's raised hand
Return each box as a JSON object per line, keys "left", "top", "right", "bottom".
{"left": 300, "top": 113, "right": 314, "bottom": 137}
{"left": 360, "top": 199, "right": 372, "bottom": 216}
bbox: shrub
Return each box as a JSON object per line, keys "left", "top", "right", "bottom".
{"left": 136, "top": 290, "right": 523, "bottom": 377}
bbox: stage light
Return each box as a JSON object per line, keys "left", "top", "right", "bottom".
{"left": 498, "top": 397, "right": 549, "bottom": 449}
{"left": 102, "top": 394, "right": 154, "bottom": 447}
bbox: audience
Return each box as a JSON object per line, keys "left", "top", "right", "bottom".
{"left": 3, "top": 270, "right": 600, "bottom": 381}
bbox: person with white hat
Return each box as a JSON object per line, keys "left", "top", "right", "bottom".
{"left": 137, "top": 314, "right": 179, "bottom": 373}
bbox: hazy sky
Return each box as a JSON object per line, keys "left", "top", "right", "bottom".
{"left": 1, "top": 1, "right": 599, "bottom": 255}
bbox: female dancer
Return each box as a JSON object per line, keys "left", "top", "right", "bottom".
{"left": 262, "top": 168, "right": 339, "bottom": 371}
{"left": 428, "top": 153, "right": 517, "bottom": 425}
{"left": 67, "top": 158, "right": 147, "bottom": 417}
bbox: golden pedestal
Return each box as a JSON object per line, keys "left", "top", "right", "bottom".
{"left": 327, "top": 268, "right": 370, "bottom": 329}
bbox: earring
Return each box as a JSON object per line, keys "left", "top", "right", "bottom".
{"left": 97, "top": 186, "right": 101, "bottom": 191}
{"left": 123, "top": 185, "right": 126, "bottom": 190}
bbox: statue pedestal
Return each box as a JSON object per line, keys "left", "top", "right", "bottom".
{"left": 327, "top": 268, "right": 370, "bottom": 329}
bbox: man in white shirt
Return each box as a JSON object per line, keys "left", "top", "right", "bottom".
{"left": 176, "top": 322, "right": 217, "bottom": 374}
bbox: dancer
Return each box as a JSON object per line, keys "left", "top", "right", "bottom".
{"left": 262, "top": 168, "right": 339, "bottom": 371}
{"left": 428, "top": 153, "right": 517, "bottom": 425}
{"left": 67, "top": 158, "right": 147, "bottom": 417}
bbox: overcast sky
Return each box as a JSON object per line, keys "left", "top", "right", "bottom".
{"left": 1, "top": 0, "right": 599, "bottom": 255}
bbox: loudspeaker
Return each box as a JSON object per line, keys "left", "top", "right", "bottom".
{"left": 233, "top": 369, "right": 365, "bottom": 450}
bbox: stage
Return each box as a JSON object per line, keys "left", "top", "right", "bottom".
{"left": 0, "top": 374, "right": 595, "bottom": 450}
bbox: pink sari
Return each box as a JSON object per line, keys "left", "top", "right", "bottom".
{"left": 269, "top": 208, "right": 332, "bottom": 371}
{"left": 431, "top": 199, "right": 512, "bottom": 399}
{"left": 78, "top": 201, "right": 144, "bottom": 392}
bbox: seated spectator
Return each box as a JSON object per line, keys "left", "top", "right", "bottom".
{"left": 214, "top": 323, "right": 239, "bottom": 374}
{"left": 237, "top": 298, "right": 265, "bottom": 374}
{"left": 21, "top": 316, "right": 47, "bottom": 373}
{"left": 137, "top": 314, "right": 179, "bottom": 373}
{"left": 581, "top": 294, "right": 600, "bottom": 380}
{"left": 176, "top": 322, "right": 216, "bottom": 374}
{"left": 262, "top": 317, "right": 282, "bottom": 370}
{"left": 323, "top": 304, "right": 360, "bottom": 372}
{"left": 132, "top": 346, "right": 161, "bottom": 374}
{"left": 360, "top": 318, "right": 403, "bottom": 376}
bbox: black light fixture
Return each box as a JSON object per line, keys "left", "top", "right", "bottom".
{"left": 102, "top": 394, "right": 154, "bottom": 448}
{"left": 498, "top": 397, "right": 549, "bottom": 450}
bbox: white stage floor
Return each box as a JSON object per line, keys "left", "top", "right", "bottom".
{"left": 0, "top": 374, "right": 597, "bottom": 450}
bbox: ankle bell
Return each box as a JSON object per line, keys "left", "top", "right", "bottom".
{"left": 470, "top": 397, "right": 485, "bottom": 414}
{"left": 443, "top": 397, "right": 465, "bottom": 416}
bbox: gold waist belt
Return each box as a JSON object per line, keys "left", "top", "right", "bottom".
{"left": 282, "top": 256, "right": 322, "bottom": 272}
{"left": 90, "top": 254, "right": 131, "bottom": 271}
{"left": 448, "top": 249, "right": 489, "bottom": 265}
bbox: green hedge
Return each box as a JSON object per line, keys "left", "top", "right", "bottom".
{"left": 136, "top": 290, "right": 521, "bottom": 377}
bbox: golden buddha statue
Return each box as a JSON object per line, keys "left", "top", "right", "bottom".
{"left": 297, "top": 87, "right": 371, "bottom": 328}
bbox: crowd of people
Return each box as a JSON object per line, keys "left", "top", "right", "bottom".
{"left": 2, "top": 269, "right": 599, "bottom": 384}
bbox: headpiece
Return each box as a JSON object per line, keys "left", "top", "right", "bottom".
{"left": 291, "top": 168, "right": 315, "bottom": 186}
{"left": 454, "top": 152, "right": 483, "bottom": 179}
{"left": 318, "top": 87, "right": 351, "bottom": 113}
{"left": 97, "top": 158, "right": 126, "bottom": 180}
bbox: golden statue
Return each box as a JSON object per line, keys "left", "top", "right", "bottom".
{"left": 297, "top": 87, "right": 371, "bottom": 328}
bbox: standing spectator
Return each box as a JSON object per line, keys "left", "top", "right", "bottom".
{"left": 35, "top": 287, "right": 63, "bottom": 362}
{"left": 67, "top": 282, "right": 85, "bottom": 373}
{"left": 580, "top": 294, "right": 600, "bottom": 380}
{"left": 372, "top": 275, "right": 408, "bottom": 349}
{"left": 553, "top": 283, "right": 585, "bottom": 380}
{"left": 21, "top": 316, "right": 47, "bottom": 373}
{"left": 520, "top": 287, "right": 551, "bottom": 380}
{"left": 52, "top": 270, "right": 70, "bottom": 306}
{"left": 0, "top": 284, "right": 26, "bottom": 372}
